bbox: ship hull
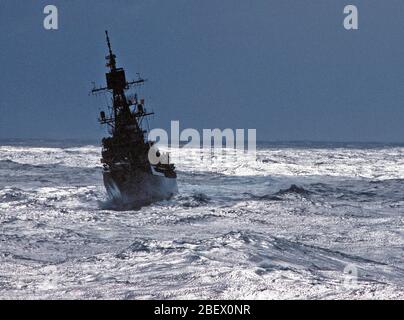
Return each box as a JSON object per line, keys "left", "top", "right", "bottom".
{"left": 103, "top": 169, "right": 178, "bottom": 208}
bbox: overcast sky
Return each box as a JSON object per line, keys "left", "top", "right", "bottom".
{"left": 1, "top": 0, "right": 404, "bottom": 142}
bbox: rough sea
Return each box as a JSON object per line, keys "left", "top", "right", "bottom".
{"left": 1, "top": 140, "right": 404, "bottom": 299}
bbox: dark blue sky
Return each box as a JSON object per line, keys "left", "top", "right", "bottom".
{"left": 1, "top": 0, "right": 404, "bottom": 142}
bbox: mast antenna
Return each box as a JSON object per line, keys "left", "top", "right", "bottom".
{"left": 105, "top": 30, "right": 113, "bottom": 57}
{"left": 105, "top": 30, "right": 117, "bottom": 71}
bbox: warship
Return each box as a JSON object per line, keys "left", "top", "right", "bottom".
{"left": 92, "top": 31, "right": 178, "bottom": 207}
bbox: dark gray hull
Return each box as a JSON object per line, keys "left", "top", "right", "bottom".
{"left": 103, "top": 169, "right": 178, "bottom": 208}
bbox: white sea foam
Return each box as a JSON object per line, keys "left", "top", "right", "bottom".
{"left": 1, "top": 142, "right": 404, "bottom": 299}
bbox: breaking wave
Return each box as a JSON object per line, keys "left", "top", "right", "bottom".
{"left": 276, "top": 184, "right": 312, "bottom": 196}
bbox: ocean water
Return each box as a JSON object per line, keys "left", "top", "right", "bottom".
{"left": 1, "top": 140, "right": 404, "bottom": 299}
